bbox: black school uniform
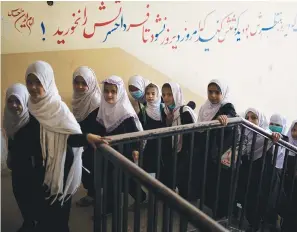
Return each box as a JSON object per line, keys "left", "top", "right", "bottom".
{"left": 259, "top": 135, "right": 288, "bottom": 226}
{"left": 160, "top": 106, "right": 195, "bottom": 194}
{"left": 26, "top": 115, "right": 89, "bottom": 232}
{"left": 8, "top": 114, "right": 44, "bottom": 228}
{"left": 191, "top": 103, "right": 237, "bottom": 217}
{"left": 94, "top": 117, "right": 147, "bottom": 212}
{"left": 78, "top": 107, "right": 99, "bottom": 198}
{"left": 138, "top": 109, "right": 164, "bottom": 173}
{"left": 281, "top": 153, "right": 297, "bottom": 231}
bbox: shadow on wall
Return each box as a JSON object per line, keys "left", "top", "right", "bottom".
{"left": 1, "top": 47, "right": 205, "bottom": 116}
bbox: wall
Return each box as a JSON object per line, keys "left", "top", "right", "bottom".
{"left": 1, "top": 1, "right": 297, "bottom": 125}
{"left": 1, "top": 48, "right": 204, "bottom": 112}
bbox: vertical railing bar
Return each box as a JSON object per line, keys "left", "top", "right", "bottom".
{"left": 134, "top": 140, "right": 143, "bottom": 232}
{"left": 180, "top": 132, "right": 195, "bottom": 231}
{"left": 147, "top": 190, "right": 155, "bottom": 232}
{"left": 200, "top": 130, "right": 210, "bottom": 210}
{"left": 154, "top": 138, "right": 162, "bottom": 232}
{"left": 260, "top": 144, "right": 279, "bottom": 231}
{"left": 112, "top": 166, "right": 119, "bottom": 232}
{"left": 187, "top": 132, "right": 195, "bottom": 200}
{"left": 277, "top": 148, "right": 289, "bottom": 206}
{"left": 229, "top": 125, "right": 246, "bottom": 217}
{"left": 213, "top": 128, "right": 225, "bottom": 219}
{"left": 227, "top": 125, "right": 239, "bottom": 226}
{"left": 94, "top": 149, "right": 102, "bottom": 232}
{"left": 162, "top": 202, "right": 170, "bottom": 232}
{"left": 169, "top": 135, "right": 179, "bottom": 232}
{"left": 288, "top": 153, "right": 297, "bottom": 204}
{"left": 102, "top": 158, "right": 108, "bottom": 232}
{"left": 239, "top": 131, "right": 257, "bottom": 229}
{"left": 122, "top": 173, "right": 129, "bottom": 232}
{"left": 117, "top": 144, "right": 124, "bottom": 232}
{"left": 253, "top": 138, "right": 269, "bottom": 229}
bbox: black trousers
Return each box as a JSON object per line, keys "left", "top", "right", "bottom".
{"left": 11, "top": 161, "right": 44, "bottom": 225}
{"left": 37, "top": 194, "right": 72, "bottom": 232}
{"left": 36, "top": 150, "right": 74, "bottom": 232}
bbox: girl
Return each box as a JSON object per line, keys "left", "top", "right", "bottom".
{"left": 192, "top": 79, "right": 237, "bottom": 218}
{"left": 260, "top": 114, "right": 288, "bottom": 230}
{"left": 95, "top": 75, "right": 146, "bottom": 214}
{"left": 138, "top": 83, "right": 164, "bottom": 174}
{"left": 281, "top": 120, "right": 297, "bottom": 232}
{"left": 3, "top": 83, "right": 44, "bottom": 232}
{"left": 25, "top": 61, "right": 109, "bottom": 232}
{"left": 128, "top": 75, "right": 150, "bottom": 113}
{"left": 268, "top": 114, "right": 288, "bottom": 169}
{"left": 72, "top": 66, "right": 101, "bottom": 207}
{"left": 238, "top": 108, "right": 281, "bottom": 232}
{"left": 160, "top": 82, "right": 197, "bottom": 197}
{"left": 197, "top": 79, "right": 235, "bottom": 125}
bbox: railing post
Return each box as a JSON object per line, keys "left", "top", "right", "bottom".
{"left": 227, "top": 125, "right": 239, "bottom": 226}
{"left": 117, "top": 145, "right": 124, "bottom": 232}
{"left": 229, "top": 125, "right": 246, "bottom": 219}
{"left": 200, "top": 130, "right": 210, "bottom": 211}
{"left": 239, "top": 131, "right": 257, "bottom": 229}
{"left": 102, "top": 158, "right": 108, "bottom": 232}
{"left": 94, "top": 149, "right": 103, "bottom": 232}
{"left": 213, "top": 128, "right": 225, "bottom": 219}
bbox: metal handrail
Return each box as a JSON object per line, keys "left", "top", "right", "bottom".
{"left": 106, "top": 117, "right": 297, "bottom": 154}
{"left": 97, "top": 144, "right": 229, "bottom": 232}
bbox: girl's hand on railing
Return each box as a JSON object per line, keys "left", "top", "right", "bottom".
{"left": 217, "top": 115, "right": 228, "bottom": 126}
{"left": 271, "top": 132, "right": 281, "bottom": 143}
{"left": 87, "top": 133, "right": 111, "bottom": 149}
{"left": 132, "top": 150, "right": 139, "bottom": 165}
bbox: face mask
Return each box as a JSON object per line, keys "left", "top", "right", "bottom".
{"left": 131, "top": 90, "right": 143, "bottom": 100}
{"left": 168, "top": 104, "right": 176, "bottom": 111}
{"left": 269, "top": 125, "right": 283, "bottom": 133}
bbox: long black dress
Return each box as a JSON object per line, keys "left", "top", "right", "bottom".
{"left": 138, "top": 110, "right": 164, "bottom": 174}
{"left": 25, "top": 115, "right": 89, "bottom": 232}
{"left": 160, "top": 107, "right": 195, "bottom": 195}
{"left": 78, "top": 107, "right": 99, "bottom": 198}
{"left": 190, "top": 103, "right": 237, "bottom": 218}
{"left": 281, "top": 154, "right": 297, "bottom": 231}
{"left": 94, "top": 117, "right": 147, "bottom": 213}
{"left": 259, "top": 135, "right": 288, "bottom": 226}
{"left": 8, "top": 114, "right": 44, "bottom": 229}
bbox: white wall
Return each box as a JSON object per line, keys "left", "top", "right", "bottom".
{"left": 2, "top": 1, "right": 297, "bottom": 126}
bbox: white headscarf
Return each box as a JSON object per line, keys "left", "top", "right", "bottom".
{"left": 246, "top": 108, "right": 270, "bottom": 131}
{"left": 26, "top": 61, "right": 83, "bottom": 204}
{"left": 145, "top": 84, "right": 162, "bottom": 121}
{"left": 198, "top": 79, "right": 231, "bottom": 122}
{"left": 128, "top": 75, "right": 150, "bottom": 104}
{"left": 3, "top": 84, "right": 30, "bottom": 139}
{"left": 269, "top": 114, "right": 287, "bottom": 168}
{"left": 244, "top": 108, "right": 272, "bottom": 161}
{"left": 287, "top": 120, "right": 297, "bottom": 156}
{"left": 270, "top": 114, "right": 287, "bottom": 134}
{"left": 97, "top": 75, "right": 143, "bottom": 133}
{"left": 163, "top": 82, "right": 197, "bottom": 153}
{"left": 72, "top": 66, "right": 101, "bottom": 122}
